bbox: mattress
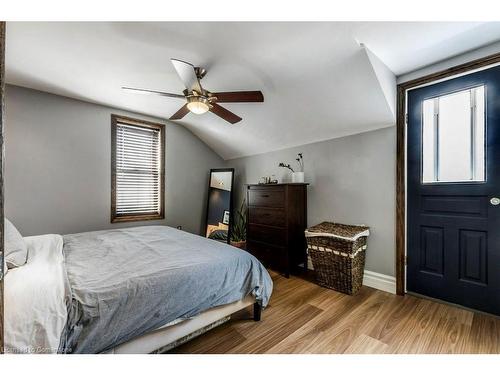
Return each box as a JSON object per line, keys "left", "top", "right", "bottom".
{"left": 60, "top": 225, "right": 273, "bottom": 353}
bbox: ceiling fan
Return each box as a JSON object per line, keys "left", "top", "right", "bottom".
{"left": 122, "top": 59, "right": 264, "bottom": 124}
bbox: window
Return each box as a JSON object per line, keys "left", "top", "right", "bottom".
{"left": 422, "top": 86, "right": 485, "bottom": 183}
{"left": 111, "top": 115, "right": 165, "bottom": 222}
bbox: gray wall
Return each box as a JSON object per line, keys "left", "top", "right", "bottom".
{"left": 5, "top": 85, "right": 396, "bottom": 276}
{"left": 5, "top": 85, "right": 225, "bottom": 236}
{"left": 228, "top": 126, "right": 396, "bottom": 277}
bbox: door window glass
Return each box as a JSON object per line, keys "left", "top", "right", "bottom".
{"left": 422, "top": 86, "right": 485, "bottom": 183}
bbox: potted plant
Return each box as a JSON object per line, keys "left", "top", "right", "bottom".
{"left": 230, "top": 199, "right": 247, "bottom": 249}
{"left": 279, "top": 153, "right": 304, "bottom": 182}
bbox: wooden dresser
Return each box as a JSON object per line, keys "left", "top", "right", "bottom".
{"left": 246, "top": 183, "right": 308, "bottom": 277}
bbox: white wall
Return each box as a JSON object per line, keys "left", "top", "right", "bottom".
{"left": 5, "top": 85, "right": 225, "bottom": 236}
{"left": 228, "top": 126, "right": 396, "bottom": 277}
{"left": 398, "top": 40, "right": 500, "bottom": 83}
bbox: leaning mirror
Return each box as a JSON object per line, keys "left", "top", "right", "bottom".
{"left": 205, "top": 168, "right": 234, "bottom": 244}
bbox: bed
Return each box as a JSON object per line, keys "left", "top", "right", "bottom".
{"left": 4, "top": 225, "right": 273, "bottom": 354}
{"left": 206, "top": 222, "right": 229, "bottom": 242}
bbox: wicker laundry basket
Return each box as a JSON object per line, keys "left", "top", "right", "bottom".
{"left": 305, "top": 222, "right": 370, "bottom": 295}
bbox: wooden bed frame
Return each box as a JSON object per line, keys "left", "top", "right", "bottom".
{"left": 106, "top": 296, "right": 261, "bottom": 354}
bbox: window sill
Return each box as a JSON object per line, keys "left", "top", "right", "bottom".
{"left": 111, "top": 213, "right": 164, "bottom": 223}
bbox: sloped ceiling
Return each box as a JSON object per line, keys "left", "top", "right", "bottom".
{"left": 6, "top": 22, "right": 500, "bottom": 159}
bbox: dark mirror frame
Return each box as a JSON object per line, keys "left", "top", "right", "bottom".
{"left": 204, "top": 168, "right": 234, "bottom": 245}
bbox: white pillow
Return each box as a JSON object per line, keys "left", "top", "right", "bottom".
{"left": 5, "top": 219, "right": 28, "bottom": 268}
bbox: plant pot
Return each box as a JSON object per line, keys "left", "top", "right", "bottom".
{"left": 292, "top": 172, "right": 304, "bottom": 183}
{"left": 230, "top": 240, "right": 247, "bottom": 250}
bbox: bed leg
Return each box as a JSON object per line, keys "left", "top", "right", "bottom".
{"left": 253, "top": 302, "right": 262, "bottom": 322}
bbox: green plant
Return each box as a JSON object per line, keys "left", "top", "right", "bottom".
{"left": 230, "top": 198, "right": 247, "bottom": 242}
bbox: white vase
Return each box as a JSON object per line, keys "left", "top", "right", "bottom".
{"left": 292, "top": 172, "right": 304, "bottom": 183}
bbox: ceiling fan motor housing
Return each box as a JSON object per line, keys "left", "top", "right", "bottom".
{"left": 195, "top": 67, "right": 207, "bottom": 79}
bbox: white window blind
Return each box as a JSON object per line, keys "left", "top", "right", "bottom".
{"left": 114, "top": 120, "right": 163, "bottom": 219}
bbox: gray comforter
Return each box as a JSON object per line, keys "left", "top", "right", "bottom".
{"left": 59, "top": 225, "right": 273, "bottom": 353}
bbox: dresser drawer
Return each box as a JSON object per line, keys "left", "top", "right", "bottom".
{"left": 247, "top": 240, "right": 287, "bottom": 270}
{"left": 248, "top": 223, "right": 286, "bottom": 246}
{"left": 248, "top": 188, "right": 285, "bottom": 208}
{"left": 248, "top": 207, "right": 286, "bottom": 227}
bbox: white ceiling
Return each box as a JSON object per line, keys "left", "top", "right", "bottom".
{"left": 6, "top": 22, "right": 500, "bottom": 159}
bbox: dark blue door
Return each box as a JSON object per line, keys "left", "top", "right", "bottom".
{"left": 407, "top": 65, "right": 500, "bottom": 315}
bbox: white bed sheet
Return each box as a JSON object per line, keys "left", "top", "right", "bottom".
{"left": 4, "top": 234, "right": 69, "bottom": 354}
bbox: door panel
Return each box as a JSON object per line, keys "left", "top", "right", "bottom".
{"left": 419, "top": 226, "right": 445, "bottom": 276}
{"left": 407, "top": 65, "right": 500, "bottom": 315}
{"left": 420, "top": 195, "right": 488, "bottom": 217}
{"left": 459, "top": 229, "right": 488, "bottom": 285}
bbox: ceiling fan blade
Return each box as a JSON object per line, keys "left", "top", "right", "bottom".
{"left": 210, "top": 103, "right": 242, "bottom": 124}
{"left": 211, "top": 91, "right": 264, "bottom": 103}
{"left": 171, "top": 59, "right": 203, "bottom": 94}
{"left": 122, "top": 87, "right": 185, "bottom": 99}
{"left": 169, "top": 104, "right": 190, "bottom": 120}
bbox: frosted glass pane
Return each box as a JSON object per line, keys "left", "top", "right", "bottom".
{"left": 422, "top": 99, "right": 436, "bottom": 183}
{"left": 438, "top": 90, "right": 472, "bottom": 182}
{"left": 421, "top": 86, "right": 485, "bottom": 183}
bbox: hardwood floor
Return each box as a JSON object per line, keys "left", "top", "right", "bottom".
{"left": 172, "top": 271, "right": 500, "bottom": 354}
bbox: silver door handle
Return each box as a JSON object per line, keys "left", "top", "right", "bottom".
{"left": 490, "top": 197, "right": 500, "bottom": 206}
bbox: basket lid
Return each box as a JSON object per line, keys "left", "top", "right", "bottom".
{"left": 305, "top": 222, "right": 370, "bottom": 241}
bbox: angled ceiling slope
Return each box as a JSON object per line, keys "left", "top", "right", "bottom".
{"left": 363, "top": 46, "right": 396, "bottom": 118}
{"left": 6, "top": 22, "right": 500, "bottom": 159}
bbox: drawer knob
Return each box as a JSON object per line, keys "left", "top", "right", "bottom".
{"left": 261, "top": 194, "right": 269, "bottom": 198}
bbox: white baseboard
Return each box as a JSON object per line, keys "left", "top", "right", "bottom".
{"left": 306, "top": 257, "right": 396, "bottom": 294}
{"left": 362, "top": 270, "right": 396, "bottom": 294}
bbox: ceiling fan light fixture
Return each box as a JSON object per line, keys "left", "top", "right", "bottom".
{"left": 128, "top": 59, "right": 264, "bottom": 123}
{"left": 186, "top": 96, "right": 210, "bottom": 114}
